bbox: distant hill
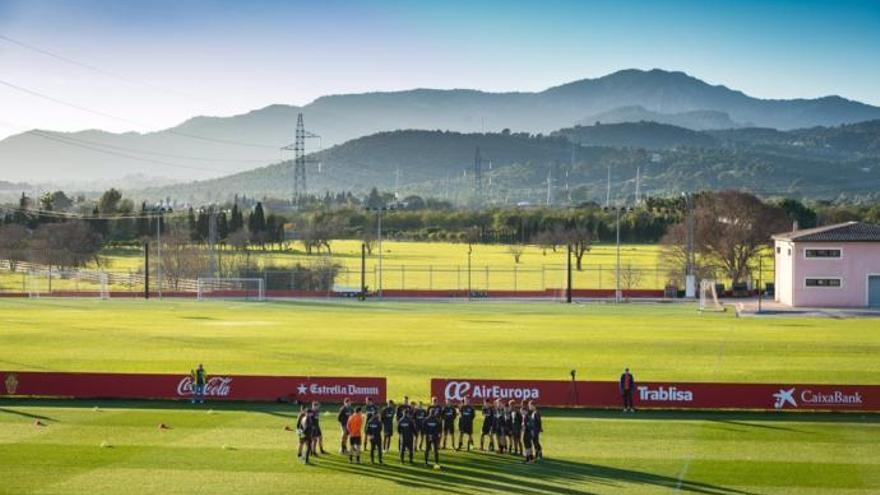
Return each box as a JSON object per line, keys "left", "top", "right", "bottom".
{"left": 139, "top": 121, "right": 880, "bottom": 205}
{"left": 3, "top": 68, "right": 880, "bottom": 185}
{"left": 553, "top": 122, "right": 719, "bottom": 150}
{"left": 579, "top": 105, "right": 742, "bottom": 130}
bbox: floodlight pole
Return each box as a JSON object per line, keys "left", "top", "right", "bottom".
{"left": 360, "top": 242, "right": 366, "bottom": 301}
{"left": 144, "top": 240, "right": 150, "bottom": 300}
{"left": 377, "top": 210, "right": 383, "bottom": 299}
{"left": 467, "top": 243, "right": 473, "bottom": 300}
{"left": 157, "top": 213, "right": 162, "bottom": 299}
{"left": 566, "top": 243, "right": 572, "bottom": 303}
{"left": 615, "top": 206, "right": 622, "bottom": 303}
{"left": 757, "top": 253, "right": 763, "bottom": 313}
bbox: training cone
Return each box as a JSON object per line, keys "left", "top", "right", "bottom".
{"left": 222, "top": 444, "right": 231, "bottom": 450}
{"left": 100, "top": 441, "right": 111, "bottom": 448}
{"left": 207, "top": 409, "right": 215, "bottom": 415}
{"left": 92, "top": 406, "right": 100, "bottom": 412}
{"left": 33, "top": 420, "right": 44, "bottom": 427}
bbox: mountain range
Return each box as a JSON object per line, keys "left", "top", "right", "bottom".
{"left": 2, "top": 68, "right": 880, "bottom": 186}
{"left": 141, "top": 119, "right": 880, "bottom": 205}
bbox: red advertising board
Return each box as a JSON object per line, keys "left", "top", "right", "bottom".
{"left": 0, "top": 371, "right": 385, "bottom": 403}
{"left": 431, "top": 378, "right": 880, "bottom": 412}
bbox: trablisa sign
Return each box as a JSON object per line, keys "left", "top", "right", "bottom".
{"left": 1, "top": 371, "right": 386, "bottom": 403}
{"left": 430, "top": 378, "right": 880, "bottom": 412}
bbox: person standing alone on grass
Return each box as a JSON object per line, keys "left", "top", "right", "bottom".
{"left": 191, "top": 364, "right": 206, "bottom": 404}
{"left": 423, "top": 407, "right": 442, "bottom": 467}
{"left": 397, "top": 410, "right": 416, "bottom": 464}
{"left": 338, "top": 398, "right": 353, "bottom": 454}
{"left": 457, "top": 397, "right": 475, "bottom": 451}
{"left": 381, "top": 399, "right": 396, "bottom": 452}
{"left": 346, "top": 407, "right": 364, "bottom": 464}
{"left": 620, "top": 368, "right": 636, "bottom": 413}
{"left": 366, "top": 410, "right": 384, "bottom": 464}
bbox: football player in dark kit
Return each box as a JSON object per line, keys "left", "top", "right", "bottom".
{"left": 364, "top": 396, "right": 378, "bottom": 421}
{"left": 413, "top": 401, "right": 427, "bottom": 451}
{"left": 396, "top": 410, "right": 416, "bottom": 464}
{"left": 479, "top": 399, "right": 495, "bottom": 451}
{"left": 310, "top": 401, "right": 327, "bottom": 456}
{"left": 457, "top": 397, "right": 476, "bottom": 451}
{"left": 493, "top": 399, "right": 507, "bottom": 454}
{"left": 395, "top": 396, "right": 411, "bottom": 422}
{"left": 337, "top": 397, "right": 353, "bottom": 454}
{"left": 423, "top": 408, "right": 442, "bottom": 466}
{"left": 365, "top": 411, "right": 384, "bottom": 464}
{"left": 522, "top": 403, "right": 537, "bottom": 464}
{"left": 381, "top": 399, "right": 396, "bottom": 452}
{"left": 441, "top": 399, "right": 457, "bottom": 449}
{"left": 296, "top": 404, "right": 315, "bottom": 464}
{"left": 509, "top": 400, "right": 523, "bottom": 456}
{"left": 528, "top": 400, "right": 544, "bottom": 460}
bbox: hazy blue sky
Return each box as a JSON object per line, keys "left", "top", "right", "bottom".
{"left": 1, "top": 0, "right": 878, "bottom": 139}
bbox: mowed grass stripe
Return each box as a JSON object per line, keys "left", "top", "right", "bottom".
{"left": 2, "top": 300, "right": 880, "bottom": 394}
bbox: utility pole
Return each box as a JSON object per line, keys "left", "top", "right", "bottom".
{"left": 635, "top": 166, "right": 641, "bottom": 204}
{"left": 467, "top": 242, "right": 473, "bottom": 300}
{"left": 144, "top": 240, "right": 150, "bottom": 300}
{"left": 281, "top": 113, "right": 320, "bottom": 206}
{"left": 605, "top": 166, "right": 611, "bottom": 208}
{"left": 473, "top": 146, "right": 483, "bottom": 207}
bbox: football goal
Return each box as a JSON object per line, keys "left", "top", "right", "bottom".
{"left": 197, "top": 278, "right": 266, "bottom": 301}
{"left": 698, "top": 279, "right": 725, "bottom": 312}
{"left": 26, "top": 269, "right": 110, "bottom": 299}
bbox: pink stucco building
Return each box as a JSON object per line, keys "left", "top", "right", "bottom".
{"left": 773, "top": 222, "right": 880, "bottom": 308}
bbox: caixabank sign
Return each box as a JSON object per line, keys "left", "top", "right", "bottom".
{"left": 0, "top": 371, "right": 385, "bottom": 403}
{"left": 431, "top": 378, "right": 880, "bottom": 412}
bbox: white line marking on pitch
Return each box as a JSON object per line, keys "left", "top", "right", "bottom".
{"left": 674, "top": 459, "right": 691, "bottom": 491}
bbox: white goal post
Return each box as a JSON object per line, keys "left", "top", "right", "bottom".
{"left": 698, "top": 279, "right": 725, "bottom": 312}
{"left": 197, "top": 278, "right": 266, "bottom": 301}
{"left": 26, "top": 269, "right": 110, "bottom": 299}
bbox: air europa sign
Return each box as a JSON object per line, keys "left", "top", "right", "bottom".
{"left": 0, "top": 371, "right": 386, "bottom": 403}
{"left": 430, "top": 378, "right": 880, "bottom": 412}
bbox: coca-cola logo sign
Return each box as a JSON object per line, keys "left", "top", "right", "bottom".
{"left": 177, "top": 376, "right": 233, "bottom": 397}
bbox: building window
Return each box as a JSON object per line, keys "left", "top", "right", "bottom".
{"left": 776, "top": 247, "right": 781, "bottom": 254}
{"left": 805, "top": 278, "right": 842, "bottom": 288}
{"left": 787, "top": 248, "right": 791, "bottom": 256}
{"left": 805, "top": 249, "right": 841, "bottom": 258}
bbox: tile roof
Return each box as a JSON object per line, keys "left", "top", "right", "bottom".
{"left": 772, "top": 221, "right": 880, "bottom": 242}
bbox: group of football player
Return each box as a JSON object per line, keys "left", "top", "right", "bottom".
{"left": 296, "top": 395, "right": 543, "bottom": 467}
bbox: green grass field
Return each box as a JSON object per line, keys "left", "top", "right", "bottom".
{"left": 0, "top": 240, "right": 776, "bottom": 293}
{"left": 1, "top": 299, "right": 878, "bottom": 494}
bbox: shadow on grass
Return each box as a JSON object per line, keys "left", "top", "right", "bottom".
{"left": 0, "top": 407, "right": 55, "bottom": 421}
{"left": 311, "top": 451, "right": 754, "bottom": 495}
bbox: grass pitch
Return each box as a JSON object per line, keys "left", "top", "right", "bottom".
{"left": 1, "top": 299, "right": 879, "bottom": 494}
